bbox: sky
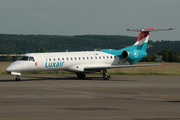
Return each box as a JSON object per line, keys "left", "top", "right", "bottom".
{"left": 0, "top": 0, "right": 179, "bottom": 41}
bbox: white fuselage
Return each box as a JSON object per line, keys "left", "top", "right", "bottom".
{"left": 6, "top": 51, "right": 126, "bottom": 74}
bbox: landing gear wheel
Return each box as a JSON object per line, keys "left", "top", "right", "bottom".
{"left": 77, "top": 73, "right": 86, "bottom": 79}
{"left": 102, "top": 69, "right": 111, "bottom": 80}
{"left": 15, "top": 75, "right": 21, "bottom": 82}
{"left": 103, "top": 74, "right": 110, "bottom": 80}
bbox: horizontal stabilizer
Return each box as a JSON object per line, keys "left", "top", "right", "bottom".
{"left": 127, "top": 28, "right": 174, "bottom": 32}
{"left": 127, "top": 28, "right": 174, "bottom": 52}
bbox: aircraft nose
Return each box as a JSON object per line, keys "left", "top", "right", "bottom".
{"left": 5, "top": 61, "right": 21, "bottom": 73}
{"left": 5, "top": 66, "right": 11, "bottom": 72}
{"left": 5, "top": 65, "right": 13, "bottom": 75}
{"left": 5, "top": 64, "right": 14, "bottom": 73}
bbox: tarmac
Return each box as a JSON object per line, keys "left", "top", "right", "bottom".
{"left": 0, "top": 75, "right": 180, "bottom": 120}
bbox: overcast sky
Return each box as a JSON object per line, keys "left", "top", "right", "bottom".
{"left": 0, "top": 0, "right": 179, "bottom": 41}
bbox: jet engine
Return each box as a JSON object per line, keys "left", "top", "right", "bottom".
{"left": 121, "top": 50, "right": 147, "bottom": 60}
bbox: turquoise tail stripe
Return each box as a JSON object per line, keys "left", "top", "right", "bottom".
{"left": 101, "top": 42, "right": 148, "bottom": 56}
{"left": 100, "top": 42, "right": 148, "bottom": 65}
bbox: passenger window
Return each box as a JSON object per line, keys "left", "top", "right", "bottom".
{"left": 114, "top": 56, "right": 116, "bottom": 59}
{"left": 49, "top": 58, "right": 51, "bottom": 61}
{"left": 111, "top": 56, "right": 113, "bottom": 59}
{"left": 58, "top": 58, "right": 60, "bottom": 61}
{"left": 95, "top": 56, "right": 97, "bottom": 59}
{"left": 103, "top": 56, "right": 105, "bottom": 59}
{"left": 67, "top": 58, "right": 69, "bottom": 60}
{"left": 99, "top": 56, "right": 101, "bottom": 59}
{"left": 71, "top": 57, "right": 73, "bottom": 60}
{"left": 53, "top": 58, "right": 56, "bottom": 61}
{"left": 79, "top": 57, "right": 81, "bottom": 60}
{"left": 83, "top": 57, "right": 85, "bottom": 60}
{"left": 62, "top": 58, "right": 64, "bottom": 61}
{"left": 75, "top": 57, "right": 77, "bottom": 60}
{"left": 87, "top": 57, "right": 89, "bottom": 60}
{"left": 107, "top": 56, "right": 109, "bottom": 59}
{"left": 91, "top": 57, "right": 93, "bottom": 59}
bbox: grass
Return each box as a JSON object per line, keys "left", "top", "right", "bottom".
{"left": 1, "top": 62, "right": 180, "bottom": 76}
{"left": 107, "top": 62, "right": 180, "bottom": 76}
{"left": 0, "top": 62, "right": 11, "bottom": 74}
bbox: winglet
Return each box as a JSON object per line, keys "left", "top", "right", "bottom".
{"left": 159, "top": 63, "right": 166, "bottom": 65}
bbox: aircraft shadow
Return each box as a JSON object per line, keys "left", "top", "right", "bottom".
{"left": 22, "top": 75, "right": 137, "bottom": 82}
{"left": 0, "top": 75, "right": 137, "bottom": 82}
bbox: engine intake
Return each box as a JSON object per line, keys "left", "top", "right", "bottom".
{"left": 122, "top": 50, "right": 129, "bottom": 59}
{"left": 121, "top": 50, "right": 147, "bottom": 60}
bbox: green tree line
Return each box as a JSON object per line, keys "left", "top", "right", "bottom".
{"left": 141, "top": 49, "right": 180, "bottom": 62}
{"left": 1, "top": 34, "right": 180, "bottom": 54}
{"left": 0, "top": 34, "right": 136, "bottom": 54}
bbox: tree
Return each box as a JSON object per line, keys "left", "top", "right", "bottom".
{"left": 150, "top": 53, "right": 158, "bottom": 62}
{"left": 158, "top": 49, "right": 180, "bottom": 62}
{"left": 35, "top": 47, "right": 47, "bottom": 53}
{"left": 3, "top": 54, "right": 12, "bottom": 61}
{"left": 169, "top": 52, "right": 180, "bottom": 62}
{"left": 94, "top": 48, "right": 101, "bottom": 51}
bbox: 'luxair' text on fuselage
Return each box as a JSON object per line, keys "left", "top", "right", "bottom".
{"left": 45, "top": 61, "right": 65, "bottom": 68}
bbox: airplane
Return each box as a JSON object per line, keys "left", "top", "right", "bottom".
{"left": 5, "top": 28, "right": 174, "bottom": 81}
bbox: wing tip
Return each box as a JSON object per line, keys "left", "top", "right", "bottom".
{"left": 160, "top": 63, "right": 166, "bottom": 65}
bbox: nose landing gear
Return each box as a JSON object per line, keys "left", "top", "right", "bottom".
{"left": 15, "top": 75, "right": 21, "bottom": 82}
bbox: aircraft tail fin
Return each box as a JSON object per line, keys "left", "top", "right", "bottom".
{"left": 127, "top": 28, "right": 174, "bottom": 51}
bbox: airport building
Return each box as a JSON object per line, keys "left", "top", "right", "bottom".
{"left": 0, "top": 54, "right": 22, "bottom": 61}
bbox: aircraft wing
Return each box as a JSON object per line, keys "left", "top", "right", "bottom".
{"left": 84, "top": 63, "right": 165, "bottom": 71}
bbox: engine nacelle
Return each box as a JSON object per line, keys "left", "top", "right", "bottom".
{"left": 121, "top": 50, "right": 147, "bottom": 60}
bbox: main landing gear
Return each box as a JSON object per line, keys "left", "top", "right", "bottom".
{"left": 77, "top": 73, "right": 86, "bottom": 79}
{"left": 102, "top": 69, "right": 110, "bottom": 80}
{"left": 15, "top": 75, "right": 21, "bottom": 82}
{"left": 77, "top": 69, "right": 111, "bottom": 80}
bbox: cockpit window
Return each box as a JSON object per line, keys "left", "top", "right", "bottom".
{"left": 18, "top": 56, "right": 34, "bottom": 61}
{"left": 18, "top": 56, "right": 29, "bottom": 61}
{"left": 29, "top": 57, "right": 35, "bottom": 61}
